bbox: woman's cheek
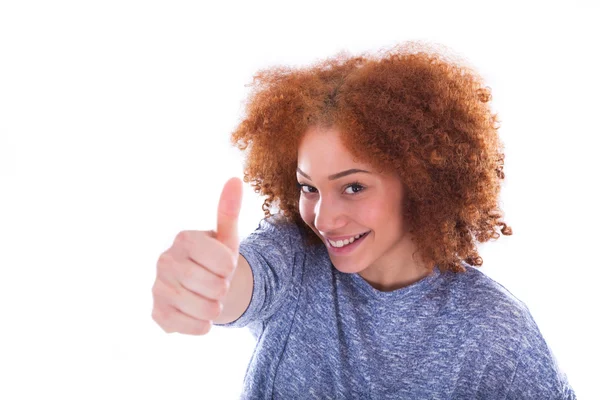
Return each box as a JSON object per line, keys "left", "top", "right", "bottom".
{"left": 298, "top": 198, "right": 312, "bottom": 222}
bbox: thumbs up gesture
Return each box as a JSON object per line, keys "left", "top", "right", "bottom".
{"left": 151, "top": 177, "right": 243, "bottom": 335}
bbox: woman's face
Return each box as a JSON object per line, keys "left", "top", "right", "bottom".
{"left": 296, "top": 125, "right": 414, "bottom": 276}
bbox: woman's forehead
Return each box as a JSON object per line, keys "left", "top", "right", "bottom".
{"left": 296, "top": 125, "right": 394, "bottom": 178}
{"left": 298, "top": 127, "right": 357, "bottom": 160}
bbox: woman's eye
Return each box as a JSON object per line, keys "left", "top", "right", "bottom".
{"left": 344, "top": 183, "right": 364, "bottom": 194}
{"left": 304, "top": 185, "right": 317, "bottom": 193}
{"left": 297, "top": 183, "right": 317, "bottom": 194}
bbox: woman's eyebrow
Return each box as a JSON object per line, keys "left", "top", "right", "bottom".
{"left": 296, "top": 167, "right": 371, "bottom": 181}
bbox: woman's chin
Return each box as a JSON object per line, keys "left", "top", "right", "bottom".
{"left": 330, "top": 259, "right": 366, "bottom": 274}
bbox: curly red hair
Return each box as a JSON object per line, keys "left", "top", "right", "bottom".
{"left": 230, "top": 41, "right": 512, "bottom": 273}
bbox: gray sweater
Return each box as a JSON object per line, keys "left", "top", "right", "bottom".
{"left": 215, "top": 214, "right": 576, "bottom": 399}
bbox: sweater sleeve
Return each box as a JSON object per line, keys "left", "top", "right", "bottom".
{"left": 504, "top": 314, "right": 577, "bottom": 399}
{"left": 213, "top": 214, "right": 304, "bottom": 329}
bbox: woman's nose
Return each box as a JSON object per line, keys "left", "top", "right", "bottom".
{"left": 314, "top": 196, "right": 345, "bottom": 233}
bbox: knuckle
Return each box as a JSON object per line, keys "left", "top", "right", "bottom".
{"left": 203, "top": 276, "right": 226, "bottom": 300}
{"left": 209, "top": 300, "right": 223, "bottom": 320}
{"left": 152, "top": 304, "right": 192, "bottom": 334}
{"left": 223, "top": 262, "right": 234, "bottom": 278}
{"left": 151, "top": 280, "right": 170, "bottom": 300}
{"left": 162, "top": 324, "right": 174, "bottom": 334}
{"left": 175, "top": 231, "right": 190, "bottom": 244}
{"left": 204, "top": 323, "right": 213, "bottom": 335}
{"left": 216, "top": 278, "right": 230, "bottom": 299}
{"left": 160, "top": 313, "right": 176, "bottom": 333}
{"left": 151, "top": 281, "right": 163, "bottom": 298}
{"left": 220, "top": 252, "right": 236, "bottom": 277}
{"left": 152, "top": 306, "right": 170, "bottom": 329}
{"left": 197, "top": 321, "right": 212, "bottom": 335}
{"left": 157, "top": 252, "right": 174, "bottom": 270}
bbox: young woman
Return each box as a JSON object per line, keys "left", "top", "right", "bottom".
{"left": 153, "top": 42, "right": 576, "bottom": 398}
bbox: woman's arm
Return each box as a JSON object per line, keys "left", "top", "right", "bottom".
{"left": 213, "top": 254, "right": 253, "bottom": 325}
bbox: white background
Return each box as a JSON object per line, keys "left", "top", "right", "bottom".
{"left": 1, "top": 1, "right": 598, "bottom": 398}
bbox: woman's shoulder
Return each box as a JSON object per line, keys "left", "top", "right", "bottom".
{"left": 448, "top": 263, "right": 532, "bottom": 320}
{"left": 445, "top": 262, "right": 529, "bottom": 311}
{"left": 245, "top": 213, "right": 324, "bottom": 255}
{"left": 439, "top": 262, "right": 545, "bottom": 357}
{"left": 243, "top": 213, "right": 304, "bottom": 244}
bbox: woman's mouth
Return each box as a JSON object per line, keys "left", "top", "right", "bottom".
{"left": 325, "top": 231, "right": 371, "bottom": 255}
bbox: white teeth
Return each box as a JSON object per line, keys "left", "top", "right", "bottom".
{"left": 328, "top": 232, "right": 367, "bottom": 248}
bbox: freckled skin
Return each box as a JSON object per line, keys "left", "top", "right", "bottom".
{"left": 297, "top": 126, "right": 432, "bottom": 291}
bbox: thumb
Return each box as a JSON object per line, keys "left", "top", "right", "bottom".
{"left": 216, "top": 177, "right": 243, "bottom": 255}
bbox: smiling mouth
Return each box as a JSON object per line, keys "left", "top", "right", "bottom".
{"left": 325, "top": 230, "right": 371, "bottom": 249}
